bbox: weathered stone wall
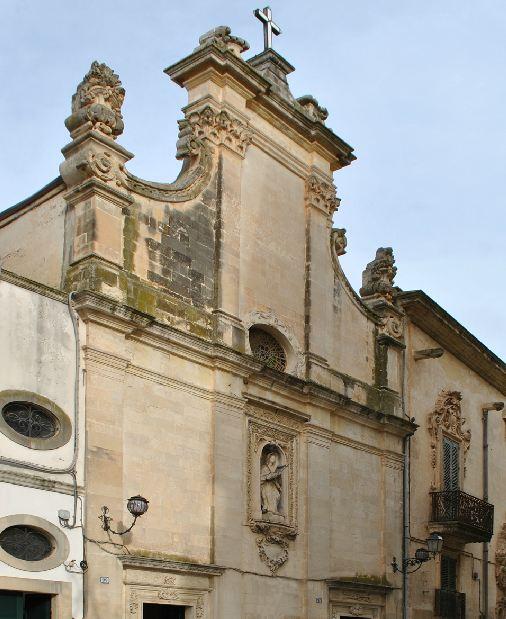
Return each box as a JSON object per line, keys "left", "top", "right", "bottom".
{"left": 407, "top": 322, "right": 505, "bottom": 618}
{"left": 0, "top": 187, "right": 66, "bottom": 288}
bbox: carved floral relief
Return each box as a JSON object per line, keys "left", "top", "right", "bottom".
{"left": 186, "top": 106, "right": 252, "bottom": 157}
{"left": 428, "top": 390, "right": 471, "bottom": 486}
{"left": 305, "top": 174, "right": 340, "bottom": 218}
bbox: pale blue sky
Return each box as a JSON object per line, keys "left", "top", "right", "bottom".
{"left": 1, "top": 1, "right": 504, "bottom": 359}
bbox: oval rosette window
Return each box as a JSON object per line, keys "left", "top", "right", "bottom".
{"left": 2, "top": 402, "right": 58, "bottom": 439}
{"left": 0, "top": 515, "right": 69, "bottom": 572}
{"left": 0, "top": 525, "right": 53, "bottom": 562}
{"left": 0, "top": 391, "right": 72, "bottom": 450}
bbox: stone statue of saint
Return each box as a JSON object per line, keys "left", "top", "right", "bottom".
{"left": 260, "top": 448, "right": 286, "bottom": 522}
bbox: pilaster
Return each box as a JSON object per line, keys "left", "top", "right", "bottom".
{"left": 59, "top": 62, "right": 134, "bottom": 298}
{"left": 304, "top": 171, "right": 341, "bottom": 385}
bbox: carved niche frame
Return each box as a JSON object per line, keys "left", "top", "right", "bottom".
{"left": 246, "top": 401, "right": 307, "bottom": 574}
{"left": 427, "top": 390, "right": 471, "bottom": 490}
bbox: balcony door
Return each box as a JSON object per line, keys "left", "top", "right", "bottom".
{"left": 443, "top": 437, "right": 460, "bottom": 491}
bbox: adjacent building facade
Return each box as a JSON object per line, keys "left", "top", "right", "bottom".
{"left": 0, "top": 25, "right": 504, "bottom": 619}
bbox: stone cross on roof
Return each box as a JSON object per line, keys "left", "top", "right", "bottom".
{"left": 254, "top": 6, "right": 281, "bottom": 50}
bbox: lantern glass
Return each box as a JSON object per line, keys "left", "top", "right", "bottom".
{"left": 415, "top": 547, "right": 430, "bottom": 563}
{"left": 427, "top": 533, "right": 443, "bottom": 554}
{"left": 127, "top": 495, "right": 149, "bottom": 517}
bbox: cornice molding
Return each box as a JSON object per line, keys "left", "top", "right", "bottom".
{"left": 0, "top": 177, "right": 65, "bottom": 228}
{"left": 165, "top": 43, "right": 355, "bottom": 172}
{"left": 327, "top": 579, "right": 394, "bottom": 595}
{"left": 118, "top": 555, "right": 225, "bottom": 577}
{"left": 0, "top": 466, "right": 82, "bottom": 496}
{"left": 397, "top": 290, "right": 505, "bottom": 394}
{"left": 0, "top": 270, "right": 66, "bottom": 303}
{"left": 73, "top": 291, "right": 414, "bottom": 435}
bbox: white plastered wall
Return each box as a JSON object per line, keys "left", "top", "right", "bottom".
{"left": 0, "top": 279, "right": 84, "bottom": 617}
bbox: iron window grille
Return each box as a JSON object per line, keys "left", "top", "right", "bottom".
{"left": 0, "top": 526, "right": 53, "bottom": 562}
{"left": 249, "top": 327, "right": 287, "bottom": 372}
{"left": 1, "top": 401, "right": 58, "bottom": 439}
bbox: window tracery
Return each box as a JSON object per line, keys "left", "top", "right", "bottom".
{"left": 249, "top": 327, "right": 287, "bottom": 372}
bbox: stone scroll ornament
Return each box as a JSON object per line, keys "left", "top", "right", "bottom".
{"left": 65, "top": 61, "right": 125, "bottom": 139}
{"left": 359, "top": 247, "right": 398, "bottom": 303}
{"left": 296, "top": 95, "right": 329, "bottom": 123}
{"left": 331, "top": 228, "right": 347, "bottom": 257}
{"left": 194, "top": 25, "right": 250, "bottom": 56}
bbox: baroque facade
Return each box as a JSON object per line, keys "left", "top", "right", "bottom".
{"left": 0, "top": 24, "right": 504, "bottom": 619}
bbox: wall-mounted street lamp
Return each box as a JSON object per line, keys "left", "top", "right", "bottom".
{"left": 99, "top": 495, "right": 149, "bottom": 536}
{"left": 392, "top": 532, "right": 443, "bottom": 574}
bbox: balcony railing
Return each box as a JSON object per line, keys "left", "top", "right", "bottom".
{"left": 435, "top": 589, "right": 466, "bottom": 618}
{"left": 431, "top": 490, "right": 494, "bottom": 543}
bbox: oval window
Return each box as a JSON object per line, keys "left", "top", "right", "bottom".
{"left": 2, "top": 401, "right": 58, "bottom": 439}
{"left": 249, "top": 327, "right": 287, "bottom": 372}
{"left": 0, "top": 525, "right": 53, "bottom": 562}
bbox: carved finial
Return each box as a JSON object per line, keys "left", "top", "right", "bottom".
{"left": 331, "top": 228, "right": 347, "bottom": 257}
{"left": 65, "top": 61, "right": 125, "bottom": 139}
{"left": 195, "top": 26, "right": 250, "bottom": 56}
{"left": 359, "top": 247, "right": 397, "bottom": 302}
{"left": 297, "top": 95, "right": 328, "bottom": 124}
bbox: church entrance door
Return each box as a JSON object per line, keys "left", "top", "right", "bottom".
{"left": 143, "top": 603, "right": 186, "bottom": 619}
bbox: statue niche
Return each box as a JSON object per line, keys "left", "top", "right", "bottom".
{"left": 260, "top": 444, "right": 287, "bottom": 524}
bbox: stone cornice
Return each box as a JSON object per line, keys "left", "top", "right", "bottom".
{"left": 248, "top": 90, "right": 355, "bottom": 172}
{"left": 165, "top": 43, "right": 355, "bottom": 171}
{"left": 248, "top": 369, "right": 415, "bottom": 438}
{"left": 0, "top": 466, "right": 83, "bottom": 496}
{"left": 64, "top": 177, "right": 133, "bottom": 208}
{"left": 118, "top": 555, "right": 225, "bottom": 577}
{"left": 166, "top": 43, "right": 268, "bottom": 99}
{"left": 0, "top": 177, "right": 65, "bottom": 227}
{"left": 243, "top": 393, "right": 311, "bottom": 424}
{"left": 0, "top": 269, "right": 66, "bottom": 303}
{"left": 71, "top": 291, "right": 415, "bottom": 435}
{"left": 72, "top": 290, "right": 260, "bottom": 377}
{"left": 327, "top": 578, "right": 395, "bottom": 594}
{"left": 397, "top": 290, "right": 505, "bottom": 394}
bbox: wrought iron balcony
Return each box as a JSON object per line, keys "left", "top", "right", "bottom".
{"left": 431, "top": 490, "right": 494, "bottom": 543}
{"left": 435, "top": 589, "right": 466, "bottom": 618}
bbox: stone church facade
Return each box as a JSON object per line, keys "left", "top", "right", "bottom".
{"left": 0, "top": 24, "right": 504, "bottom": 619}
